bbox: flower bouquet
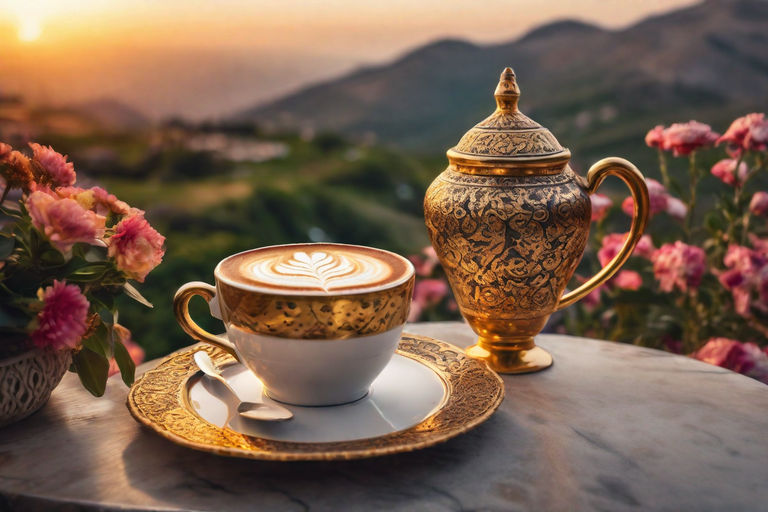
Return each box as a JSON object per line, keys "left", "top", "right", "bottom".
{"left": 0, "top": 140, "right": 164, "bottom": 418}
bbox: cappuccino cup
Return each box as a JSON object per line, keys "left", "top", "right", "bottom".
{"left": 174, "top": 243, "right": 415, "bottom": 406}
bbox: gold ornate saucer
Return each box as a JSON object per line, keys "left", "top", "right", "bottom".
{"left": 127, "top": 333, "right": 504, "bottom": 461}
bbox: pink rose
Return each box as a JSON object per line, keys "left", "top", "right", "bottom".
{"left": 590, "top": 193, "right": 612, "bottom": 222}
{"left": 719, "top": 244, "right": 768, "bottom": 316}
{"left": 91, "top": 186, "right": 134, "bottom": 216}
{"left": 634, "top": 234, "right": 656, "bottom": 259}
{"left": 31, "top": 280, "right": 90, "bottom": 351}
{"left": 407, "top": 300, "right": 423, "bottom": 323}
{"left": 622, "top": 179, "right": 668, "bottom": 217}
{"left": 408, "top": 246, "right": 441, "bottom": 277}
{"left": 108, "top": 215, "right": 166, "bottom": 282}
{"left": 694, "top": 338, "right": 768, "bottom": 384}
{"left": 644, "top": 125, "right": 666, "bottom": 149}
{"left": 598, "top": 233, "right": 655, "bottom": 267}
{"left": 582, "top": 285, "right": 602, "bottom": 310}
{"left": 56, "top": 186, "right": 135, "bottom": 217}
{"left": 651, "top": 241, "right": 707, "bottom": 293}
{"left": 613, "top": 270, "right": 642, "bottom": 290}
{"left": 749, "top": 192, "right": 768, "bottom": 217}
{"left": 413, "top": 278, "right": 449, "bottom": 304}
{"left": 28, "top": 142, "right": 76, "bottom": 187}
{"left": 717, "top": 113, "right": 768, "bottom": 154}
{"left": 662, "top": 121, "right": 719, "bottom": 156}
{"left": 710, "top": 159, "right": 748, "bottom": 187}
{"left": 665, "top": 196, "right": 687, "bottom": 221}
{"left": 408, "top": 278, "right": 449, "bottom": 322}
{"left": 26, "top": 191, "right": 106, "bottom": 255}
{"left": 107, "top": 324, "right": 146, "bottom": 376}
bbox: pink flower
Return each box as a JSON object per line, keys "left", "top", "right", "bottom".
{"left": 598, "top": 233, "right": 655, "bottom": 267}
{"left": 0, "top": 142, "right": 11, "bottom": 162}
{"left": 582, "top": 285, "right": 602, "bottom": 310}
{"left": 634, "top": 234, "right": 656, "bottom": 259}
{"left": 651, "top": 241, "right": 707, "bottom": 293}
{"left": 413, "top": 278, "right": 449, "bottom": 304}
{"left": 614, "top": 270, "right": 642, "bottom": 290}
{"left": 408, "top": 278, "right": 449, "bottom": 322}
{"left": 408, "top": 246, "right": 441, "bottom": 277}
{"left": 91, "top": 186, "right": 134, "bottom": 216}
{"left": 645, "top": 125, "right": 666, "bottom": 149}
{"left": 662, "top": 121, "right": 719, "bottom": 156}
{"left": 665, "top": 196, "right": 687, "bottom": 221}
{"left": 710, "top": 159, "right": 748, "bottom": 187}
{"left": 56, "top": 186, "right": 135, "bottom": 217}
{"left": 717, "top": 113, "right": 768, "bottom": 154}
{"left": 26, "top": 191, "right": 106, "bottom": 254}
{"left": 749, "top": 192, "right": 768, "bottom": 217}
{"left": 719, "top": 244, "right": 768, "bottom": 316}
{"left": 590, "top": 193, "right": 612, "bottom": 222}
{"left": 108, "top": 215, "right": 166, "bottom": 282}
{"left": 407, "top": 300, "right": 423, "bottom": 322}
{"left": 108, "top": 324, "right": 145, "bottom": 376}
{"left": 31, "top": 280, "right": 90, "bottom": 351}
{"left": 622, "top": 179, "right": 668, "bottom": 217}
{"left": 28, "top": 143, "right": 76, "bottom": 187}
{"left": 694, "top": 338, "right": 768, "bottom": 383}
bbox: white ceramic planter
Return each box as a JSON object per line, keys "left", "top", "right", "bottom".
{"left": 0, "top": 348, "right": 71, "bottom": 427}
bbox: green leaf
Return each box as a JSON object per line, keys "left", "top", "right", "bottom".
{"left": 72, "top": 347, "right": 109, "bottom": 397}
{"left": 0, "top": 235, "right": 15, "bottom": 259}
{"left": 82, "top": 322, "right": 112, "bottom": 358}
{"left": 113, "top": 338, "right": 136, "bottom": 387}
{"left": 0, "top": 304, "right": 32, "bottom": 329}
{"left": 123, "top": 282, "right": 153, "bottom": 308}
{"left": 68, "top": 263, "right": 110, "bottom": 282}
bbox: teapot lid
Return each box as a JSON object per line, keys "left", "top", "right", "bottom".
{"left": 446, "top": 67, "right": 571, "bottom": 175}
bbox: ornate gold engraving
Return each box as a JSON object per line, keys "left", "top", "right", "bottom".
{"left": 423, "top": 67, "right": 650, "bottom": 373}
{"left": 217, "top": 278, "right": 413, "bottom": 340}
{"left": 126, "top": 334, "right": 505, "bottom": 461}
{"left": 425, "top": 167, "right": 591, "bottom": 322}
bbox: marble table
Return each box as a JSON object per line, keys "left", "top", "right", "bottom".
{"left": 1, "top": 322, "right": 767, "bottom": 511}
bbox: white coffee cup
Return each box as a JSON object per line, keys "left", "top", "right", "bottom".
{"left": 174, "top": 243, "right": 415, "bottom": 406}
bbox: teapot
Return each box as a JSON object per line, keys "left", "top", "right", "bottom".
{"left": 424, "top": 67, "right": 649, "bottom": 373}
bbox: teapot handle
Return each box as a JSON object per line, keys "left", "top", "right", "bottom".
{"left": 557, "top": 157, "right": 650, "bottom": 310}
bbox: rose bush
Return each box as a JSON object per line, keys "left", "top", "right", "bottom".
{"left": 0, "top": 141, "right": 162, "bottom": 395}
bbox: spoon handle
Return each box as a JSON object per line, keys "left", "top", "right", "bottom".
{"left": 210, "top": 372, "right": 242, "bottom": 402}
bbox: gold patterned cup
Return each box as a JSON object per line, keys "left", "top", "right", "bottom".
{"left": 173, "top": 243, "right": 414, "bottom": 406}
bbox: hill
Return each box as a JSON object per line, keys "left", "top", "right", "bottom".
{"left": 238, "top": 0, "right": 768, "bottom": 168}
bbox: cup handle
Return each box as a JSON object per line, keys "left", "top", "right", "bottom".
{"left": 557, "top": 157, "right": 650, "bottom": 311}
{"left": 173, "top": 281, "right": 239, "bottom": 360}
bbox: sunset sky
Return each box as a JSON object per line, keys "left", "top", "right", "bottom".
{"left": 0, "top": 0, "right": 698, "bottom": 119}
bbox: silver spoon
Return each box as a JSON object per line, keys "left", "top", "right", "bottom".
{"left": 193, "top": 351, "right": 293, "bottom": 422}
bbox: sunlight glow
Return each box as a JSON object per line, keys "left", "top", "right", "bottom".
{"left": 17, "top": 14, "right": 42, "bottom": 42}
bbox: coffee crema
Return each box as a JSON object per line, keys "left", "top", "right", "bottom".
{"left": 216, "top": 243, "right": 413, "bottom": 294}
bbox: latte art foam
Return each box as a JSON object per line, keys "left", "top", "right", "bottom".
{"left": 217, "top": 243, "right": 413, "bottom": 294}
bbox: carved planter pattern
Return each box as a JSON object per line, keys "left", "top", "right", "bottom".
{"left": 0, "top": 348, "right": 71, "bottom": 427}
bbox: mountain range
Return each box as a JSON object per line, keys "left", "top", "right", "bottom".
{"left": 238, "top": 0, "right": 768, "bottom": 166}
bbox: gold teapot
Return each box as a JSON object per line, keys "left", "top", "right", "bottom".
{"left": 424, "top": 67, "right": 650, "bottom": 374}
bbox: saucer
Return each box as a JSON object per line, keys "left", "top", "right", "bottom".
{"left": 128, "top": 333, "right": 504, "bottom": 461}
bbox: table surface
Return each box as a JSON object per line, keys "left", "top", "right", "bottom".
{"left": 1, "top": 322, "right": 767, "bottom": 512}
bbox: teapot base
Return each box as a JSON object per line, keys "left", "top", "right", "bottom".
{"left": 466, "top": 338, "right": 552, "bottom": 374}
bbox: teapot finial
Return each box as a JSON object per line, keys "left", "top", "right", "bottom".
{"left": 494, "top": 67, "right": 520, "bottom": 112}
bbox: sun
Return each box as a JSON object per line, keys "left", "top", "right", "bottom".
{"left": 17, "top": 14, "right": 42, "bottom": 42}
